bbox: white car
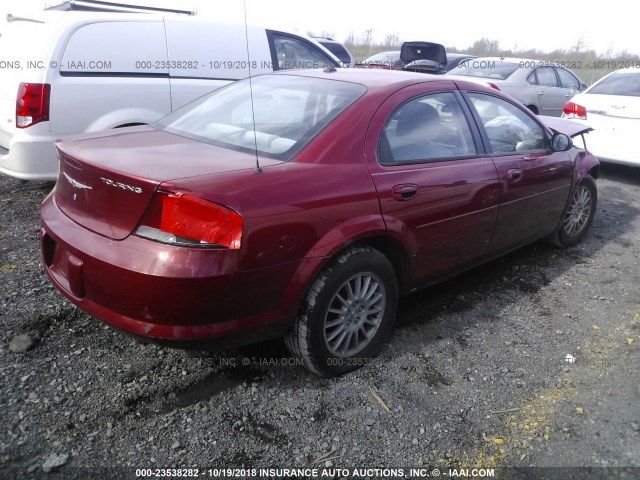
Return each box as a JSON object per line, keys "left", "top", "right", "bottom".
{"left": 562, "top": 68, "right": 640, "bottom": 166}
{"left": 0, "top": 12, "right": 340, "bottom": 181}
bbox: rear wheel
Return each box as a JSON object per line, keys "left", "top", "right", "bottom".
{"left": 554, "top": 175, "right": 597, "bottom": 247}
{"left": 285, "top": 246, "right": 398, "bottom": 376}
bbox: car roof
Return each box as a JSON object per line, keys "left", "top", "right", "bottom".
{"left": 607, "top": 67, "right": 640, "bottom": 74}
{"left": 272, "top": 68, "right": 493, "bottom": 92}
{"left": 447, "top": 53, "right": 476, "bottom": 59}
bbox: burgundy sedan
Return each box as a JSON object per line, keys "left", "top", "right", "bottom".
{"left": 41, "top": 69, "right": 599, "bottom": 376}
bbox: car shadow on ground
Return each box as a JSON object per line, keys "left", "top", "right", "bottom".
{"left": 598, "top": 163, "right": 640, "bottom": 187}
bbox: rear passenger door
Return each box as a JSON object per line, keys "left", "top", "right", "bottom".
{"left": 365, "top": 82, "right": 501, "bottom": 284}
{"left": 463, "top": 92, "right": 573, "bottom": 251}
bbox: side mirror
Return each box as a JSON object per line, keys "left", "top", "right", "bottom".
{"left": 579, "top": 83, "right": 588, "bottom": 91}
{"left": 551, "top": 132, "right": 573, "bottom": 152}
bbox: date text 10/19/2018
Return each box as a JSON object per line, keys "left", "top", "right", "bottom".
{"left": 134, "top": 60, "right": 332, "bottom": 70}
{"left": 134, "top": 467, "right": 496, "bottom": 478}
{"left": 0, "top": 59, "right": 333, "bottom": 71}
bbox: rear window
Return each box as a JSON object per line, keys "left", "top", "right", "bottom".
{"left": 588, "top": 72, "right": 640, "bottom": 97}
{"left": 155, "top": 75, "right": 365, "bottom": 160}
{"left": 450, "top": 61, "right": 520, "bottom": 80}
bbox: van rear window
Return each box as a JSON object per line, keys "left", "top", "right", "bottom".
{"left": 154, "top": 75, "right": 365, "bottom": 161}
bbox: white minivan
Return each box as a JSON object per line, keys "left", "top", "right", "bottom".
{"left": 0, "top": 12, "right": 340, "bottom": 180}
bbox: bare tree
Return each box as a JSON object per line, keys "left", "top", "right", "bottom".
{"left": 358, "top": 28, "right": 372, "bottom": 55}
{"left": 344, "top": 31, "right": 356, "bottom": 47}
{"left": 382, "top": 33, "right": 401, "bottom": 48}
{"left": 362, "top": 29, "right": 373, "bottom": 46}
{"left": 572, "top": 36, "right": 587, "bottom": 53}
{"left": 468, "top": 37, "right": 500, "bottom": 56}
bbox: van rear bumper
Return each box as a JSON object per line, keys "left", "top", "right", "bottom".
{"left": 0, "top": 128, "right": 59, "bottom": 181}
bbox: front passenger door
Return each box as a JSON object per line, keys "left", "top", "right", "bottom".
{"left": 555, "top": 67, "right": 582, "bottom": 104}
{"left": 465, "top": 92, "right": 573, "bottom": 252}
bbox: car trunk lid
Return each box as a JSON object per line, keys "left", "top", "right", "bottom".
{"left": 55, "top": 126, "right": 280, "bottom": 240}
{"left": 400, "top": 42, "right": 447, "bottom": 73}
{"left": 581, "top": 93, "right": 640, "bottom": 120}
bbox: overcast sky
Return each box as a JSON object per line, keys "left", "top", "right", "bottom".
{"left": 2, "top": 0, "right": 638, "bottom": 55}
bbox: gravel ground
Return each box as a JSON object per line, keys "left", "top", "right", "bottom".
{"left": 1, "top": 165, "right": 639, "bottom": 480}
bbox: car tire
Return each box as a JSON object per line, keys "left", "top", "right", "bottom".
{"left": 285, "top": 246, "right": 399, "bottom": 376}
{"left": 553, "top": 175, "right": 597, "bottom": 247}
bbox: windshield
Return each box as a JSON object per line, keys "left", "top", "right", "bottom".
{"left": 588, "top": 72, "right": 640, "bottom": 97}
{"left": 155, "top": 75, "right": 366, "bottom": 161}
{"left": 450, "top": 61, "right": 520, "bottom": 80}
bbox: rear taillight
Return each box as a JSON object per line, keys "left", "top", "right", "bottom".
{"left": 16, "top": 82, "right": 51, "bottom": 128}
{"left": 135, "top": 192, "right": 242, "bottom": 249}
{"left": 487, "top": 82, "right": 500, "bottom": 91}
{"left": 562, "top": 101, "right": 587, "bottom": 120}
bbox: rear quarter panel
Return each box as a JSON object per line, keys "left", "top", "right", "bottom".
{"left": 165, "top": 89, "right": 390, "bottom": 316}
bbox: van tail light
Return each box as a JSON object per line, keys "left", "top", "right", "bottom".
{"left": 135, "top": 192, "right": 242, "bottom": 249}
{"left": 16, "top": 82, "right": 51, "bottom": 128}
{"left": 562, "top": 101, "right": 587, "bottom": 120}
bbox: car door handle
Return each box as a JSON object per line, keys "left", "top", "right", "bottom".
{"left": 392, "top": 184, "right": 418, "bottom": 202}
{"left": 506, "top": 168, "right": 522, "bottom": 182}
{"left": 523, "top": 154, "right": 538, "bottom": 161}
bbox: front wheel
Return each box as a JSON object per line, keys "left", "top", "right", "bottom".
{"left": 285, "top": 246, "right": 399, "bottom": 376}
{"left": 554, "top": 175, "right": 597, "bottom": 247}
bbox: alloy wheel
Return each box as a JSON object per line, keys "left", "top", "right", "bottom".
{"left": 323, "top": 273, "right": 386, "bottom": 357}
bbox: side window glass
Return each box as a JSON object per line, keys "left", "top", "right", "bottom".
{"left": 468, "top": 93, "right": 547, "bottom": 154}
{"left": 271, "top": 34, "right": 335, "bottom": 70}
{"left": 379, "top": 92, "right": 477, "bottom": 165}
{"left": 534, "top": 67, "right": 558, "bottom": 87}
{"left": 556, "top": 68, "right": 580, "bottom": 89}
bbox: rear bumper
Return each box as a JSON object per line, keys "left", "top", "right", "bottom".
{"left": 40, "top": 192, "right": 297, "bottom": 346}
{"left": 579, "top": 118, "right": 639, "bottom": 167}
{"left": 0, "top": 126, "right": 59, "bottom": 181}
